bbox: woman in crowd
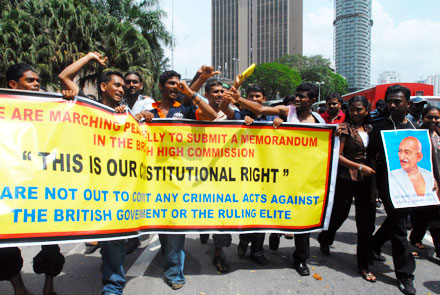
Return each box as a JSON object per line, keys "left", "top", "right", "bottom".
{"left": 318, "top": 95, "right": 377, "bottom": 282}
{"left": 409, "top": 106, "right": 440, "bottom": 256}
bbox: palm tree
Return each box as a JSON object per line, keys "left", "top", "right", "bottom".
{"left": 0, "top": 0, "right": 170, "bottom": 94}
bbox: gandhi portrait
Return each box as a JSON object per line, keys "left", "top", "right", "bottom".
{"left": 389, "top": 136, "right": 434, "bottom": 197}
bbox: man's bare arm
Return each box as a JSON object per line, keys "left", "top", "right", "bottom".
{"left": 58, "top": 52, "right": 107, "bottom": 94}
{"left": 223, "top": 87, "right": 288, "bottom": 117}
{"left": 218, "top": 98, "right": 236, "bottom": 119}
{"left": 189, "top": 66, "right": 221, "bottom": 92}
{"left": 176, "top": 81, "right": 217, "bottom": 121}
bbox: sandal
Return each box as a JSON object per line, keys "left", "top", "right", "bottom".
{"left": 213, "top": 256, "right": 230, "bottom": 273}
{"left": 359, "top": 270, "right": 376, "bottom": 283}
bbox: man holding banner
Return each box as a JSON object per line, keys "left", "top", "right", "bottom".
{"left": 1, "top": 64, "right": 65, "bottom": 295}
{"left": 237, "top": 85, "right": 271, "bottom": 266}
{"left": 59, "top": 55, "right": 138, "bottom": 295}
{"left": 224, "top": 82, "right": 325, "bottom": 277}
{"left": 196, "top": 79, "right": 240, "bottom": 273}
{"left": 141, "top": 70, "right": 217, "bottom": 290}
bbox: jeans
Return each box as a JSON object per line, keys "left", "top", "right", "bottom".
{"left": 159, "top": 234, "right": 186, "bottom": 285}
{"left": 99, "top": 240, "right": 126, "bottom": 295}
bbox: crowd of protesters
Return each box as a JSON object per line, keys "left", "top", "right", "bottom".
{"left": 1, "top": 54, "right": 440, "bottom": 295}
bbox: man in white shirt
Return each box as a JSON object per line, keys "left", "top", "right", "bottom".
{"left": 124, "top": 71, "right": 155, "bottom": 114}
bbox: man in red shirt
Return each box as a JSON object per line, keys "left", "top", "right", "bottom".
{"left": 321, "top": 93, "right": 345, "bottom": 124}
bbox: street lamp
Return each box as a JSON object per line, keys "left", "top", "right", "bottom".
{"left": 217, "top": 65, "right": 222, "bottom": 80}
{"left": 316, "top": 81, "right": 325, "bottom": 102}
{"left": 232, "top": 57, "right": 241, "bottom": 78}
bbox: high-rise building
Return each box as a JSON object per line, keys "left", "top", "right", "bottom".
{"left": 425, "top": 74, "right": 440, "bottom": 96}
{"left": 377, "top": 71, "right": 401, "bottom": 85}
{"left": 212, "top": 0, "right": 303, "bottom": 80}
{"left": 334, "top": 0, "right": 373, "bottom": 91}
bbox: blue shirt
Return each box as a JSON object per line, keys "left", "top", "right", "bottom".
{"left": 149, "top": 100, "right": 199, "bottom": 119}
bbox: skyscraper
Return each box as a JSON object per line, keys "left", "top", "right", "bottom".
{"left": 212, "top": 0, "right": 303, "bottom": 80}
{"left": 425, "top": 74, "right": 440, "bottom": 96}
{"left": 334, "top": 0, "right": 373, "bottom": 91}
{"left": 377, "top": 71, "right": 401, "bottom": 85}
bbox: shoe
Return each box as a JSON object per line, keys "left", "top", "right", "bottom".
{"left": 126, "top": 237, "right": 141, "bottom": 254}
{"left": 320, "top": 243, "right": 330, "bottom": 256}
{"left": 359, "top": 270, "right": 376, "bottom": 283}
{"left": 84, "top": 242, "right": 99, "bottom": 254}
{"left": 398, "top": 278, "right": 416, "bottom": 295}
{"left": 237, "top": 242, "right": 248, "bottom": 258}
{"left": 200, "top": 234, "right": 209, "bottom": 244}
{"left": 170, "top": 283, "right": 184, "bottom": 290}
{"left": 251, "top": 254, "right": 269, "bottom": 265}
{"left": 269, "top": 233, "right": 281, "bottom": 251}
{"left": 372, "top": 249, "right": 386, "bottom": 262}
{"left": 213, "top": 256, "right": 230, "bottom": 273}
{"left": 293, "top": 260, "right": 310, "bottom": 276}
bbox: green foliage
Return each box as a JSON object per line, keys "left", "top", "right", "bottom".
{"left": 243, "top": 63, "right": 302, "bottom": 99}
{"left": 277, "top": 54, "right": 348, "bottom": 99}
{"left": 326, "top": 71, "right": 349, "bottom": 97}
{"left": 0, "top": 0, "right": 170, "bottom": 95}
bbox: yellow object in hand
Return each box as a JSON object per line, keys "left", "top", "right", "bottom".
{"left": 240, "top": 63, "right": 256, "bottom": 82}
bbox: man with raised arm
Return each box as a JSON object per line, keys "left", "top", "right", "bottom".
{"left": 193, "top": 79, "right": 240, "bottom": 273}
{"left": 224, "top": 83, "right": 324, "bottom": 277}
{"left": 142, "top": 70, "right": 217, "bottom": 121}
{"left": 1, "top": 63, "right": 65, "bottom": 295}
{"left": 141, "top": 70, "right": 217, "bottom": 289}
{"left": 236, "top": 84, "right": 270, "bottom": 265}
{"left": 199, "top": 80, "right": 240, "bottom": 121}
{"left": 59, "top": 54, "right": 150, "bottom": 295}
{"left": 226, "top": 83, "right": 324, "bottom": 127}
{"left": 58, "top": 52, "right": 107, "bottom": 97}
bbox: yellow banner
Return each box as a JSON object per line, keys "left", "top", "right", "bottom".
{"left": 0, "top": 89, "right": 339, "bottom": 246}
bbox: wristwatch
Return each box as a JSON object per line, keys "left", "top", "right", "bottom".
{"left": 358, "top": 165, "right": 363, "bottom": 171}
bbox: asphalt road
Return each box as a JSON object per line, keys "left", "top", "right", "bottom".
{"left": 1, "top": 205, "right": 440, "bottom": 295}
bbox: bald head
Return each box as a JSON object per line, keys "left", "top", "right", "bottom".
{"left": 398, "top": 136, "right": 423, "bottom": 173}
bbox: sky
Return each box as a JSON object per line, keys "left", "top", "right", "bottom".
{"left": 159, "top": 0, "right": 440, "bottom": 84}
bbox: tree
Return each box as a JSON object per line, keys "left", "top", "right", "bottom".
{"left": 78, "top": 0, "right": 171, "bottom": 96}
{"left": 276, "top": 54, "right": 348, "bottom": 99}
{"left": 0, "top": 0, "right": 170, "bottom": 96}
{"left": 243, "top": 63, "right": 302, "bottom": 99}
{"left": 326, "top": 71, "right": 349, "bottom": 98}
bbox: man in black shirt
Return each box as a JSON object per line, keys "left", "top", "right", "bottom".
{"left": 369, "top": 85, "right": 417, "bottom": 295}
